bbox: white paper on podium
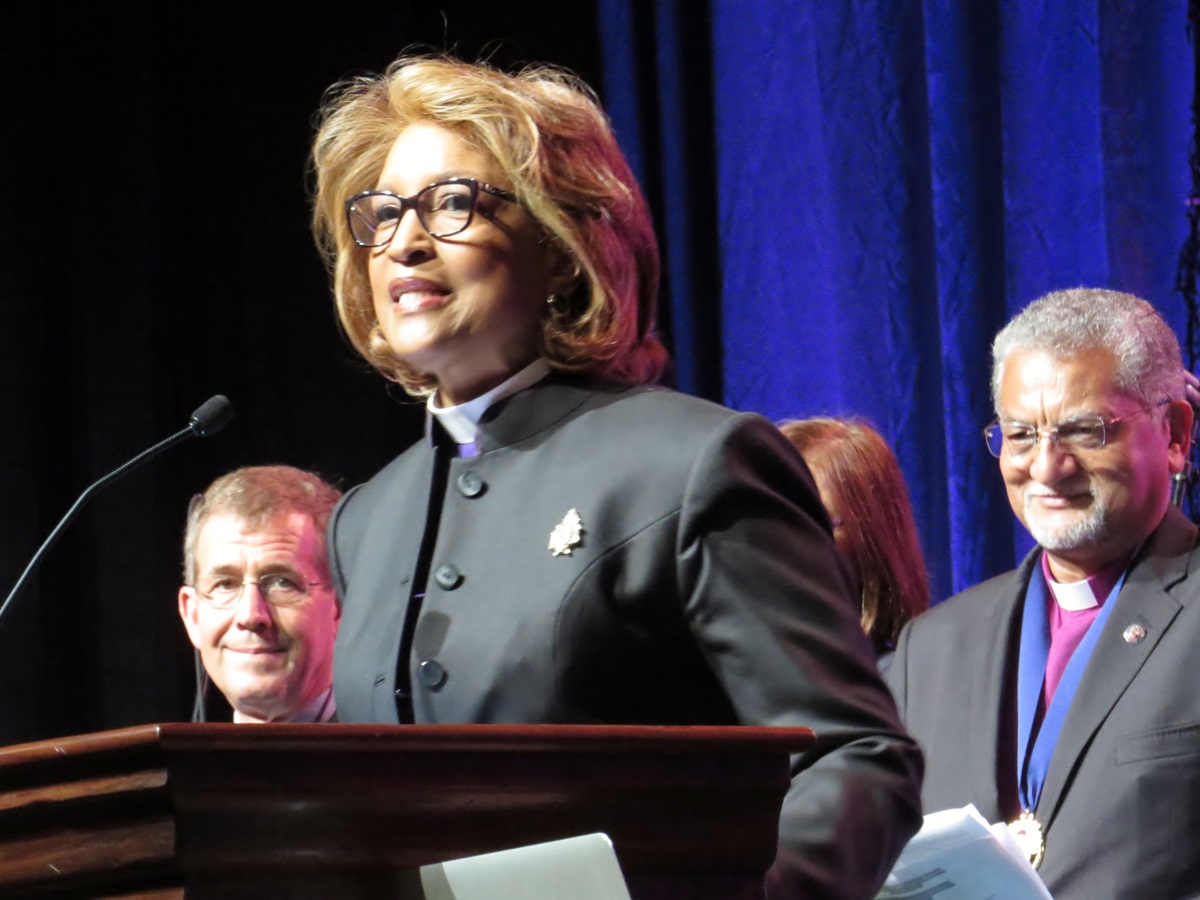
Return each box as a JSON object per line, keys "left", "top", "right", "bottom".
{"left": 418, "top": 832, "right": 632, "bottom": 900}
{"left": 874, "top": 805, "right": 1053, "bottom": 900}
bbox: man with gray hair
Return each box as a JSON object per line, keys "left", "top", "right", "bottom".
{"left": 887, "top": 288, "right": 1200, "bottom": 898}
{"left": 178, "top": 465, "right": 342, "bottom": 723}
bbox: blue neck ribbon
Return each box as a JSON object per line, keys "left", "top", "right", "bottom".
{"left": 1016, "top": 559, "right": 1125, "bottom": 812}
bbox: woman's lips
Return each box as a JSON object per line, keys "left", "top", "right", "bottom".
{"left": 396, "top": 290, "right": 450, "bottom": 314}
{"left": 389, "top": 277, "right": 450, "bottom": 314}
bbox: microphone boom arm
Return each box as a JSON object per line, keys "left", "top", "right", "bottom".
{"left": 0, "top": 396, "right": 233, "bottom": 631}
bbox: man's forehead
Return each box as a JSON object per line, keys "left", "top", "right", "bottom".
{"left": 1007, "top": 344, "right": 1117, "bottom": 372}
{"left": 202, "top": 507, "right": 314, "bottom": 533}
{"left": 1000, "top": 347, "right": 1130, "bottom": 407}
{"left": 195, "top": 510, "right": 319, "bottom": 564}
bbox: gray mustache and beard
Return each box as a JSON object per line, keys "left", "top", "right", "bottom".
{"left": 1023, "top": 489, "right": 1106, "bottom": 551}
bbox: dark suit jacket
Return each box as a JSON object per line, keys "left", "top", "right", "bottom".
{"left": 329, "top": 375, "right": 922, "bottom": 899}
{"left": 888, "top": 505, "right": 1200, "bottom": 899}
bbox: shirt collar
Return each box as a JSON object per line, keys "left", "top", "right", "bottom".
{"left": 428, "top": 358, "right": 553, "bottom": 447}
{"left": 232, "top": 685, "right": 336, "bottom": 724}
{"left": 1040, "top": 550, "right": 1131, "bottom": 612}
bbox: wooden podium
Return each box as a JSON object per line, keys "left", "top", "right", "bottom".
{"left": 0, "top": 723, "right": 814, "bottom": 899}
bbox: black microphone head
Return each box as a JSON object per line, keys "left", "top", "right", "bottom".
{"left": 189, "top": 395, "right": 235, "bottom": 438}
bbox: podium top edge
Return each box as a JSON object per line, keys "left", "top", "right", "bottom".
{"left": 0, "top": 722, "right": 816, "bottom": 765}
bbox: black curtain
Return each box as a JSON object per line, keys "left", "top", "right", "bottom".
{"left": 0, "top": 3, "right": 599, "bottom": 744}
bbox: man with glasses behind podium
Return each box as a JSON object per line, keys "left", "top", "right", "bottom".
{"left": 887, "top": 288, "right": 1200, "bottom": 898}
{"left": 178, "top": 466, "right": 342, "bottom": 723}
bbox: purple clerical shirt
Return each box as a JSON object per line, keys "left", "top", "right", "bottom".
{"left": 1039, "top": 552, "right": 1127, "bottom": 713}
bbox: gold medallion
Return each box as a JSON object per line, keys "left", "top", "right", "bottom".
{"left": 1007, "top": 809, "right": 1044, "bottom": 869}
{"left": 548, "top": 508, "right": 584, "bottom": 556}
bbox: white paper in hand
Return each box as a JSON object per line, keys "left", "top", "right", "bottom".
{"left": 874, "top": 805, "right": 1053, "bottom": 900}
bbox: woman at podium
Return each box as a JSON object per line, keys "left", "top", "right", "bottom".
{"left": 308, "top": 54, "right": 921, "bottom": 899}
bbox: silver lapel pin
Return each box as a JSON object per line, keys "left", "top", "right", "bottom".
{"left": 1122, "top": 623, "right": 1147, "bottom": 645}
{"left": 549, "top": 508, "right": 584, "bottom": 556}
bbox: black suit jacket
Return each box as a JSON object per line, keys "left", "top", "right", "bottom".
{"left": 888, "top": 505, "right": 1200, "bottom": 899}
{"left": 330, "top": 375, "right": 922, "bottom": 899}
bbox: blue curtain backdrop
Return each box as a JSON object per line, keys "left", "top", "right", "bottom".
{"left": 0, "top": 0, "right": 1191, "bottom": 742}
{"left": 600, "top": 0, "right": 1193, "bottom": 603}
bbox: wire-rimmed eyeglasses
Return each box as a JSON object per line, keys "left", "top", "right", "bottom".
{"left": 190, "top": 573, "right": 331, "bottom": 609}
{"left": 345, "top": 177, "right": 519, "bottom": 246}
{"left": 983, "top": 399, "right": 1170, "bottom": 459}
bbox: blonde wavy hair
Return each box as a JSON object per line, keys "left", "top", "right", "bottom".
{"left": 310, "top": 55, "right": 667, "bottom": 396}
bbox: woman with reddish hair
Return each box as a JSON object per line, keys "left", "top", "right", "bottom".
{"left": 781, "top": 418, "right": 930, "bottom": 663}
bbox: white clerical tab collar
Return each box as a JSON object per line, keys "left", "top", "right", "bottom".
{"left": 1041, "top": 545, "right": 1140, "bottom": 612}
{"left": 428, "top": 358, "right": 552, "bottom": 446}
{"left": 1046, "top": 577, "right": 1099, "bottom": 612}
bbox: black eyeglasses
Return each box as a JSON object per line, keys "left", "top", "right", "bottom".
{"left": 983, "top": 399, "right": 1170, "bottom": 459}
{"left": 345, "top": 177, "right": 519, "bottom": 246}
{"left": 190, "top": 572, "right": 331, "bottom": 609}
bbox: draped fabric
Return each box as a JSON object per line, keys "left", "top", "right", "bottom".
{"left": 600, "top": 0, "right": 1193, "bottom": 602}
{"left": 0, "top": 3, "right": 600, "bottom": 744}
{"left": 0, "top": 1, "right": 1191, "bottom": 743}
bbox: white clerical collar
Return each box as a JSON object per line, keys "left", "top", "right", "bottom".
{"left": 1040, "top": 549, "right": 1135, "bottom": 613}
{"left": 428, "top": 358, "right": 552, "bottom": 446}
{"left": 1046, "top": 577, "right": 1099, "bottom": 612}
{"left": 232, "top": 685, "right": 336, "bottom": 724}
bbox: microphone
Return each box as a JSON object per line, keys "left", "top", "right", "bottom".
{"left": 1172, "top": 460, "right": 1193, "bottom": 508}
{"left": 188, "top": 394, "right": 235, "bottom": 437}
{"left": 0, "top": 395, "right": 234, "bottom": 631}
